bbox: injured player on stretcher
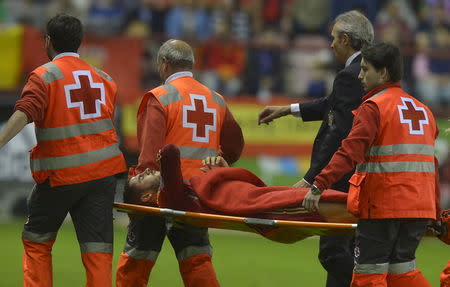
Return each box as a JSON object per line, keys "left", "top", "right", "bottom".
{"left": 124, "top": 144, "right": 356, "bottom": 224}
{"left": 123, "top": 144, "right": 449, "bottom": 244}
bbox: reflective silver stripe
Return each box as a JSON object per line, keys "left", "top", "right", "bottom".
{"left": 367, "top": 89, "right": 387, "bottom": 101}
{"left": 356, "top": 161, "right": 435, "bottom": 173}
{"left": 92, "top": 66, "right": 113, "bottom": 81}
{"left": 22, "top": 230, "right": 57, "bottom": 243}
{"left": 123, "top": 243, "right": 159, "bottom": 261}
{"left": 244, "top": 218, "right": 277, "bottom": 226}
{"left": 41, "top": 62, "right": 64, "bottom": 83}
{"left": 209, "top": 88, "right": 225, "bottom": 107}
{"left": 80, "top": 242, "right": 113, "bottom": 253}
{"left": 159, "top": 208, "right": 186, "bottom": 216}
{"left": 31, "top": 143, "right": 122, "bottom": 171}
{"left": 354, "top": 263, "right": 389, "bottom": 274}
{"left": 176, "top": 245, "right": 213, "bottom": 262}
{"left": 159, "top": 84, "right": 182, "bottom": 107}
{"left": 35, "top": 119, "right": 115, "bottom": 141}
{"left": 388, "top": 260, "right": 416, "bottom": 274}
{"left": 178, "top": 146, "right": 218, "bottom": 160}
{"left": 367, "top": 144, "right": 435, "bottom": 157}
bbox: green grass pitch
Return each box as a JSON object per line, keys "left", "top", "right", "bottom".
{"left": 1, "top": 220, "right": 448, "bottom": 286}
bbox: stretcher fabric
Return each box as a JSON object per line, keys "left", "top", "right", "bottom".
{"left": 115, "top": 203, "right": 356, "bottom": 244}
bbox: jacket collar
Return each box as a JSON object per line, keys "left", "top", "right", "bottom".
{"left": 165, "top": 71, "right": 193, "bottom": 84}
{"left": 363, "top": 82, "right": 401, "bottom": 101}
{"left": 53, "top": 52, "right": 80, "bottom": 60}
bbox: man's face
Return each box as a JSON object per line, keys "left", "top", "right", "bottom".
{"left": 128, "top": 168, "right": 161, "bottom": 192}
{"left": 330, "top": 23, "right": 348, "bottom": 64}
{"left": 358, "top": 58, "right": 386, "bottom": 92}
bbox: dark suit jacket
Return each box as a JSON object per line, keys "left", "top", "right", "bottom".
{"left": 300, "top": 55, "right": 364, "bottom": 192}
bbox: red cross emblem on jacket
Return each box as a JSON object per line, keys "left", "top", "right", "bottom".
{"left": 397, "top": 97, "right": 429, "bottom": 135}
{"left": 183, "top": 94, "right": 217, "bottom": 143}
{"left": 65, "top": 70, "right": 105, "bottom": 119}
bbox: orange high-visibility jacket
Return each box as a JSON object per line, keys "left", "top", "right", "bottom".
{"left": 145, "top": 76, "right": 227, "bottom": 179}
{"left": 30, "top": 56, "right": 126, "bottom": 187}
{"left": 348, "top": 87, "right": 437, "bottom": 219}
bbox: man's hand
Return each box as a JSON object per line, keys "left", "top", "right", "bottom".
{"left": 302, "top": 185, "right": 322, "bottom": 212}
{"left": 258, "top": 105, "right": 291, "bottom": 125}
{"left": 293, "top": 178, "right": 311, "bottom": 188}
{"left": 200, "top": 156, "right": 229, "bottom": 172}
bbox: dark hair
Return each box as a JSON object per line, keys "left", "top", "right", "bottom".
{"left": 361, "top": 42, "right": 403, "bottom": 82}
{"left": 123, "top": 177, "right": 160, "bottom": 206}
{"left": 123, "top": 179, "right": 141, "bottom": 205}
{"left": 46, "top": 14, "right": 83, "bottom": 53}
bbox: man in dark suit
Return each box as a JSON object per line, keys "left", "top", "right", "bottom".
{"left": 258, "top": 10, "right": 374, "bottom": 287}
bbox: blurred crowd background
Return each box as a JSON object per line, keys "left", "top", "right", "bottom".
{"left": 1, "top": 0, "right": 450, "bottom": 107}
{"left": 0, "top": 0, "right": 449, "bottom": 218}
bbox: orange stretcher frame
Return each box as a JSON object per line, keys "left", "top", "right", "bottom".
{"left": 114, "top": 203, "right": 357, "bottom": 244}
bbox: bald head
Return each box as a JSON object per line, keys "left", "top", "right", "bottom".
{"left": 157, "top": 39, "right": 195, "bottom": 70}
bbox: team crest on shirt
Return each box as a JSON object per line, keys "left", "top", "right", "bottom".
{"left": 182, "top": 94, "right": 217, "bottom": 143}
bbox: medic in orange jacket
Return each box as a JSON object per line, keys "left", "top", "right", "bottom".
{"left": 311, "top": 81, "right": 439, "bottom": 220}
{"left": 0, "top": 14, "right": 126, "bottom": 287}
{"left": 303, "top": 43, "right": 439, "bottom": 287}
{"left": 131, "top": 72, "right": 243, "bottom": 179}
{"left": 116, "top": 39, "right": 244, "bottom": 287}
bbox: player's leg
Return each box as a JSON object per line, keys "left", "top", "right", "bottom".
{"left": 115, "top": 215, "right": 166, "bottom": 287}
{"left": 386, "top": 219, "right": 431, "bottom": 287}
{"left": 22, "top": 180, "right": 79, "bottom": 287}
{"left": 168, "top": 223, "right": 220, "bottom": 287}
{"left": 70, "top": 175, "right": 116, "bottom": 287}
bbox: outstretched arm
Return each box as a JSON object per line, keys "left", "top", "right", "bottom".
{"left": 258, "top": 105, "right": 291, "bottom": 125}
{"left": 0, "top": 110, "right": 29, "bottom": 149}
{"left": 1, "top": 73, "right": 48, "bottom": 150}
{"left": 157, "top": 144, "right": 189, "bottom": 210}
{"left": 159, "top": 144, "right": 184, "bottom": 193}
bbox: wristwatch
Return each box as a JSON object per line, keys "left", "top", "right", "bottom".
{"left": 310, "top": 184, "right": 323, "bottom": 196}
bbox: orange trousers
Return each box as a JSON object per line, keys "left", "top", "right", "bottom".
{"left": 22, "top": 239, "right": 112, "bottom": 287}
{"left": 442, "top": 261, "right": 450, "bottom": 287}
{"left": 350, "top": 269, "right": 431, "bottom": 287}
{"left": 115, "top": 252, "right": 219, "bottom": 287}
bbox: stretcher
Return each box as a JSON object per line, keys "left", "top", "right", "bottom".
{"left": 114, "top": 202, "right": 357, "bottom": 244}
